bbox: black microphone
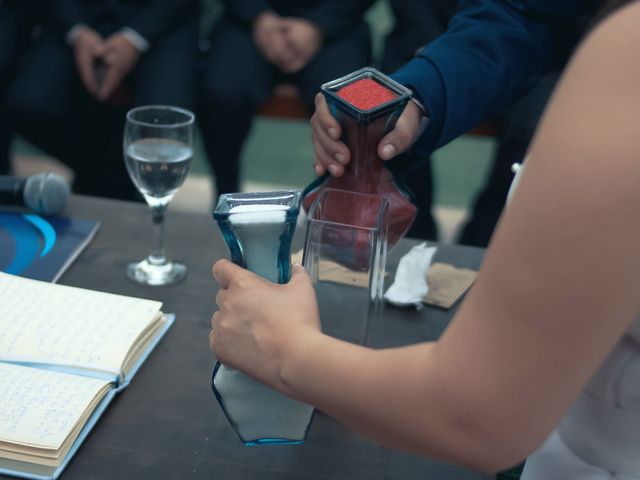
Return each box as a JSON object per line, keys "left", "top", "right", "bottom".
{"left": 0, "top": 173, "right": 70, "bottom": 215}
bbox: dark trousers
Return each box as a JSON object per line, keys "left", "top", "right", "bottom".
{"left": 7, "top": 21, "right": 198, "bottom": 200}
{"left": 382, "top": 0, "right": 458, "bottom": 73}
{"left": 198, "top": 18, "right": 371, "bottom": 197}
{"left": 0, "top": 2, "right": 32, "bottom": 175}
{"left": 386, "top": 152, "right": 438, "bottom": 240}
{"left": 386, "top": 75, "right": 558, "bottom": 245}
{"left": 458, "top": 73, "right": 559, "bottom": 247}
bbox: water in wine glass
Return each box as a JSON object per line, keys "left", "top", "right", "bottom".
{"left": 125, "top": 138, "right": 193, "bottom": 206}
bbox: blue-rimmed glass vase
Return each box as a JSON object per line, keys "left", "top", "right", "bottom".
{"left": 212, "top": 190, "right": 314, "bottom": 445}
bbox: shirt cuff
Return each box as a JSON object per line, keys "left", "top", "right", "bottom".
{"left": 408, "top": 96, "right": 429, "bottom": 141}
{"left": 66, "top": 23, "right": 87, "bottom": 45}
{"left": 410, "top": 96, "right": 427, "bottom": 116}
{"left": 120, "top": 27, "right": 150, "bottom": 52}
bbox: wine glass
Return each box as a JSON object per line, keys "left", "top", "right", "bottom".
{"left": 123, "top": 105, "right": 195, "bottom": 286}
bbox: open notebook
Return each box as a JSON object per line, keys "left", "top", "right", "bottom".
{"left": 0, "top": 272, "right": 174, "bottom": 480}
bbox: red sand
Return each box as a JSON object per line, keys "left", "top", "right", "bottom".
{"left": 337, "top": 78, "right": 396, "bottom": 110}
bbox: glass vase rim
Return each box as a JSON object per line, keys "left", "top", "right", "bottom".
{"left": 212, "top": 189, "right": 302, "bottom": 220}
{"left": 126, "top": 105, "right": 196, "bottom": 129}
{"left": 320, "top": 67, "right": 412, "bottom": 118}
{"left": 306, "top": 188, "right": 389, "bottom": 232}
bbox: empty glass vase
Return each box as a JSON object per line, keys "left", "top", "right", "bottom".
{"left": 303, "top": 189, "right": 389, "bottom": 346}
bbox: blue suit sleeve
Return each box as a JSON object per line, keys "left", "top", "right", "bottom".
{"left": 390, "top": 0, "right": 579, "bottom": 156}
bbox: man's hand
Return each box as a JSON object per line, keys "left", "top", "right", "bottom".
{"left": 210, "top": 260, "right": 321, "bottom": 391}
{"left": 97, "top": 32, "right": 141, "bottom": 101}
{"left": 253, "top": 11, "right": 296, "bottom": 69}
{"left": 310, "top": 94, "right": 426, "bottom": 176}
{"left": 72, "top": 26, "right": 106, "bottom": 96}
{"left": 279, "top": 17, "right": 323, "bottom": 73}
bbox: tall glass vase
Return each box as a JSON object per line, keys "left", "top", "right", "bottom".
{"left": 212, "top": 190, "right": 314, "bottom": 445}
{"left": 303, "top": 67, "right": 416, "bottom": 255}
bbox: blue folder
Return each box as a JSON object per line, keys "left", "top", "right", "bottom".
{"left": 0, "top": 211, "right": 99, "bottom": 283}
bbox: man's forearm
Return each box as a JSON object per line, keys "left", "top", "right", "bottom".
{"left": 391, "top": 0, "right": 561, "bottom": 157}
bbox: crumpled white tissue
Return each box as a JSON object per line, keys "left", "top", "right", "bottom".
{"left": 383, "top": 242, "right": 437, "bottom": 309}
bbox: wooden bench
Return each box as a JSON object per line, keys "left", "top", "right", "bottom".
{"left": 258, "top": 84, "right": 310, "bottom": 120}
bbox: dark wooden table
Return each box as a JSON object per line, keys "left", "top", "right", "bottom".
{"left": 3, "top": 195, "right": 489, "bottom": 480}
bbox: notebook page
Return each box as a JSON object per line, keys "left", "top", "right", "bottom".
{"left": 0, "top": 363, "right": 111, "bottom": 450}
{"left": 0, "top": 272, "right": 162, "bottom": 374}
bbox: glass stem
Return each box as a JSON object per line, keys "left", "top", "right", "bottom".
{"left": 148, "top": 205, "right": 167, "bottom": 266}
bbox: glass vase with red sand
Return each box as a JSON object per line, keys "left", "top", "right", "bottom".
{"left": 303, "top": 67, "right": 416, "bottom": 269}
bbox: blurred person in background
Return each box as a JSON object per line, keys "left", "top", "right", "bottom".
{"left": 456, "top": 74, "right": 560, "bottom": 247}
{"left": 380, "top": 0, "right": 457, "bottom": 74}
{"left": 458, "top": 0, "right": 604, "bottom": 247}
{"left": 456, "top": 2, "right": 604, "bottom": 247}
{"left": 0, "top": 0, "right": 45, "bottom": 175}
{"left": 7, "top": 0, "right": 199, "bottom": 200}
{"left": 379, "top": 1, "right": 593, "bottom": 246}
{"left": 198, "top": 0, "right": 373, "bottom": 199}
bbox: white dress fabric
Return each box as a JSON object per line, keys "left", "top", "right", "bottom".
{"left": 520, "top": 321, "right": 640, "bottom": 479}
{"left": 509, "top": 162, "right": 640, "bottom": 479}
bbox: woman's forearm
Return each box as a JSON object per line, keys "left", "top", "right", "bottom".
{"left": 279, "top": 332, "right": 503, "bottom": 472}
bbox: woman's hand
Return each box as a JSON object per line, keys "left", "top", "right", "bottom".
{"left": 310, "top": 94, "right": 425, "bottom": 177}
{"left": 209, "top": 260, "right": 322, "bottom": 392}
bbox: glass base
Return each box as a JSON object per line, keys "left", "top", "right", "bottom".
{"left": 127, "top": 258, "right": 186, "bottom": 286}
{"left": 211, "top": 362, "right": 313, "bottom": 445}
